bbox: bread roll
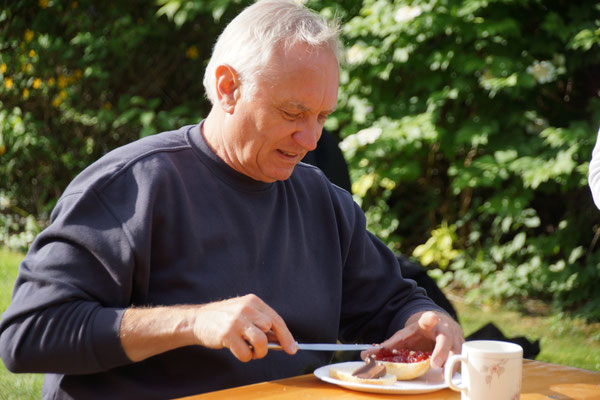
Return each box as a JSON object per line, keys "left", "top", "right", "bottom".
{"left": 371, "top": 348, "right": 431, "bottom": 380}
{"left": 377, "top": 358, "right": 430, "bottom": 380}
{"left": 329, "top": 364, "right": 397, "bottom": 385}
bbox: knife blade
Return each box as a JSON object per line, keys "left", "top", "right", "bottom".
{"left": 267, "top": 342, "right": 377, "bottom": 352}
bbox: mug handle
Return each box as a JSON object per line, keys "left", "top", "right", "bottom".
{"left": 444, "top": 354, "right": 467, "bottom": 392}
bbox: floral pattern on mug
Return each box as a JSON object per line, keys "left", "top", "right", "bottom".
{"left": 482, "top": 358, "right": 508, "bottom": 385}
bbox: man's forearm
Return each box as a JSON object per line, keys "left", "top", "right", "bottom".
{"left": 120, "top": 306, "right": 198, "bottom": 362}
{"left": 119, "top": 295, "right": 298, "bottom": 363}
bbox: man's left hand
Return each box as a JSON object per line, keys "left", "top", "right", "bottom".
{"left": 361, "top": 311, "right": 464, "bottom": 369}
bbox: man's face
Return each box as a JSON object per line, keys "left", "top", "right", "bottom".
{"left": 224, "top": 43, "right": 339, "bottom": 182}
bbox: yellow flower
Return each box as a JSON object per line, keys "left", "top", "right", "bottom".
{"left": 71, "top": 1, "right": 78, "bottom": 8}
{"left": 24, "top": 29, "right": 34, "bottom": 43}
{"left": 29, "top": 49, "right": 36, "bottom": 58}
{"left": 104, "top": 101, "right": 112, "bottom": 110}
{"left": 39, "top": 0, "right": 49, "bottom": 8}
{"left": 57, "top": 74, "right": 67, "bottom": 88}
{"left": 32, "top": 78, "right": 42, "bottom": 89}
{"left": 4, "top": 78, "right": 13, "bottom": 89}
{"left": 59, "top": 89, "right": 67, "bottom": 99}
{"left": 186, "top": 45, "right": 199, "bottom": 60}
{"left": 52, "top": 96, "right": 62, "bottom": 107}
{"left": 0, "top": 63, "right": 6, "bottom": 73}
{"left": 23, "top": 88, "right": 30, "bottom": 98}
{"left": 0, "top": 145, "right": 6, "bottom": 156}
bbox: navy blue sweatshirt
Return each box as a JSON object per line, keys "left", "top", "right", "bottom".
{"left": 0, "top": 124, "right": 444, "bottom": 399}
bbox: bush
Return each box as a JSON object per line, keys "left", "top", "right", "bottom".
{"left": 331, "top": 0, "right": 600, "bottom": 319}
{"left": 0, "top": 0, "right": 235, "bottom": 249}
{"left": 1, "top": 0, "right": 599, "bottom": 318}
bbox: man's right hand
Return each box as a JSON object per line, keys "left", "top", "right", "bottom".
{"left": 119, "top": 294, "right": 298, "bottom": 363}
{"left": 191, "top": 294, "right": 298, "bottom": 361}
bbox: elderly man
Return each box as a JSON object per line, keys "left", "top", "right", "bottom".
{"left": 0, "top": 0, "right": 463, "bottom": 399}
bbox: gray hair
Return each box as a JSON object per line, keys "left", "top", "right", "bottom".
{"left": 203, "top": 0, "right": 342, "bottom": 104}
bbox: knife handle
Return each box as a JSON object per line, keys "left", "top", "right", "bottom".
{"left": 247, "top": 342, "right": 285, "bottom": 351}
{"left": 267, "top": 343, "right": 284, "bottom": 351}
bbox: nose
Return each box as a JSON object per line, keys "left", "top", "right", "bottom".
{"left": 292, "top": 119, "right": 321, "bottom": 151}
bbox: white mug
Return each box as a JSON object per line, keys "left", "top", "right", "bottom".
{"left": 444, "top": 340, "right": 523, "bottom": 400}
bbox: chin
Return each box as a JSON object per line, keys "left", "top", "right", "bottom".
{"left": 258, "top": 162, "right": 297, "bottom": 182}
{"left": 267, "top": 170, "right": 294, "bottom": 182}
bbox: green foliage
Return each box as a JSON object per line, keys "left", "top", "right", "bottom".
{"left": 1, "top": 0, "right": 599, "bottom": 319}
{"left": 0, "top": 0, "right": 240, "bottom": 250}
{"left": 455, "top": 300, "right": 600, "bottom": 371}
{"left": 413, "top": 222, "right": 461, "bottom": 269}
{"left": 334, "top": 0, "right": 600, "bottom": 319}
{"left": 0, "top": 248, "right": 43, "bottom": 398}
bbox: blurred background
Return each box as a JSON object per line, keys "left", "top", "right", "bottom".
{"left": 1, "top": 0, "right": 599, "bottom": 394}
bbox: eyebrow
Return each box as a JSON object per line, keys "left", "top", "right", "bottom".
{"left": 284, "top": 101, "right": 337, "bottom": 114}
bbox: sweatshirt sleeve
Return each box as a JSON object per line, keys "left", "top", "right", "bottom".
{"left": 589, "top": 127, "right": 600, "bottom": 210}
{"left": 0, "top": 189, "right": 134, "bottom": 374}
{"left": 337, "top": 200, "right": 447, "bottom": 344}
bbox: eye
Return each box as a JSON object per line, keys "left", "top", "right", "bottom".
{"left": 317, "top": 113, "right": 329, "bottom": 124}
{"left": 283, "top": 111, "right": 301, "bottom": 120}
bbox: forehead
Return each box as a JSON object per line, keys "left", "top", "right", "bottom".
{"left": 260, "top": 43, "right": 339, "bottom": 111}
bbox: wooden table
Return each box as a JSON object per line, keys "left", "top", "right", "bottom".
{"left": 180, "top": 360, "right": 600, "bottom": 399}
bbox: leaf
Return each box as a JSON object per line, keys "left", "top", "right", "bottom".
{"left": 568, "top": 247, "right": 585, "bottom": 264}
{"left": 351, "top": 173, "right": 376, "bottom": 198}
{"left": 569, "top": 28, "right": 600, "bottom": 51}
{"left": 156, "top": 1, "right": 182, "bottom": 20}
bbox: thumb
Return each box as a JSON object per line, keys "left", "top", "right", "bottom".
{"left": 418, "top": 311, "right": 440, "bottom": 332}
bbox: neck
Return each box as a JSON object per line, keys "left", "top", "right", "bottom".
{"left": 202, "top": 107, "right": 253, "bottom": 180}
{"left": 201, "top": 108, "right": 227, "bottom": 161}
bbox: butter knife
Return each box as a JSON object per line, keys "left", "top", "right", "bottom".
{"left": 267, "top": 342, "right": 377, "bottom": 351}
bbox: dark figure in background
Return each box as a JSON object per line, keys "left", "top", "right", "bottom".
{"left": 303, "top": 131, "right": 540, "bottom": 359}
{"left": 302, "top": 131, "right": 459, "bottom": 322}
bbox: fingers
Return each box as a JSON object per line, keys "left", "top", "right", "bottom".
{"left": 428, "top": 313, "right": 464, "bottom": 368}
{"left": 370, "top": 312, "right": 436, "bottom": 354}
{"left": 268, "top": 313, "right": 298, "bottom": 355}
{"left": 198, "top": 294, "right": 296, "bottom": 362}
{"left": 418, "top": 311, "right": 447, "bottom": 367}
{"left": 243, "top": 324, "right": 270, "bottom": 359}
{"left": 448, "top": 321, "right": 465, "bottom": 364}
{"left": 243, "top": 295, "right": 297, "bottom": 356}
{"left": 360, "top": 345, "right": 382, "bottom": 360}
{"left": 430, "top": 330, "right": 451, "bottom": 368}
{"left": 265, "top": 330, "right": 279, "bottom": 343}
{"left": 246, "top": 306, "right": 298, "bottom": 358}
{"left": 417, "top": 311, "right": 439, "bottom": 333}
{"left": 225, "top": 332, "right": 255, "bottom": 362}
{"left": 369, "top": 311, "right": 465, "bottom": 369}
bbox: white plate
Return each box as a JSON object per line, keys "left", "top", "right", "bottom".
{"left": 314, "top": 361, "right": 460, "bottom": 394}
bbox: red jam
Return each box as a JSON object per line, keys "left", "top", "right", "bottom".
{"left": 373, "top": 348, "right": 431, "bottom": 363}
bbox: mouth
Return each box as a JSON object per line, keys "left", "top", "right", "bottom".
{"left": 277, "top": 149, "right": 300, "bottom": 159}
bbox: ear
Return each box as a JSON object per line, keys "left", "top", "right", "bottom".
{"left": 215, "top": 64, "right": 240, "bottom": 114}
